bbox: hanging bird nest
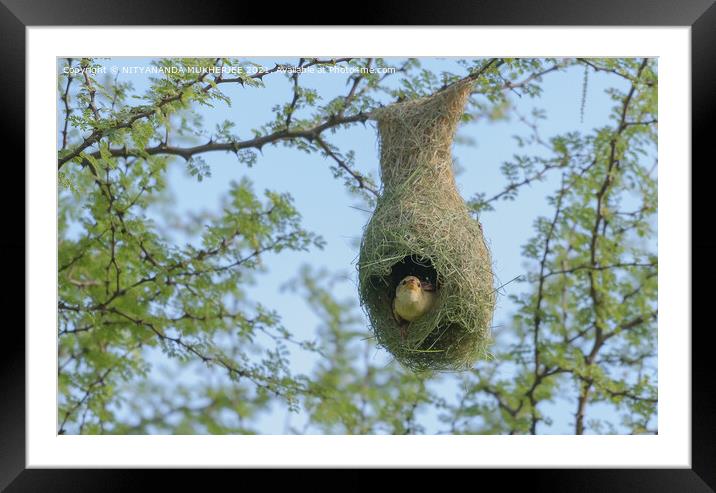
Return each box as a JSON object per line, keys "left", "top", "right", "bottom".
{"left": 358, "top": 79, "right": 496, "bottom": 372}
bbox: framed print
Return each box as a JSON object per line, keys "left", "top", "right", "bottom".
{"left": 2, "top": 0, "right": 713, "bottom": 490}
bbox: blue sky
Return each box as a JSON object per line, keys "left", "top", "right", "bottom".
{"left": 59, "top": 57, "right": 653, "bottom": 434}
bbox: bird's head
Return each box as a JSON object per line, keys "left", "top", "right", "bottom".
{"left": 398, "top": 276, "right": 422, "bottom": 293}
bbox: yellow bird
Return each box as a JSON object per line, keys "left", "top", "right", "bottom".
{"left": 393, "top": 275, "right": 437, "bottom": 339}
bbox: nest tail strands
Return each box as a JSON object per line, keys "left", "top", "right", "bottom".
{"left": 358, "top": 80, "right": 496, "bottom": 372}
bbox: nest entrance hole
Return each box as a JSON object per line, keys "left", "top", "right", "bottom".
{"left": 390, "top": 254, "right": 438, "bottom": 294}
{"left": 365, "top": 254, "right": 439, "bottom": 305}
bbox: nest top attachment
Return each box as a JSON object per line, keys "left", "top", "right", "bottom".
{"left": 358, "top": 79, "right": 496, "bottom": 372}
{"left": 372, "top": 79, "right": 476, "bottom": 190}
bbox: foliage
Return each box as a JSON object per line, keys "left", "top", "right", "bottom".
{"left": 58, "top": 57, "right": 657, "bottom": 434}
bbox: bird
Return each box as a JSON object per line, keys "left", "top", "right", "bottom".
{"left": 393, "top": 275, "right": 437, "bottom": 340}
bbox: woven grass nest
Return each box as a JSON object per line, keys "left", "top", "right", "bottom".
{"left": 358, "top": 80, "right": 496, "bottom": 372}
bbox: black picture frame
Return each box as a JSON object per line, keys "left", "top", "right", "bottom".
{"left": 2, "top": 0, "right": 712, "bottom": 490}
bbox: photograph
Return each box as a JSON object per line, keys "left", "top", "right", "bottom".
{"left": 1, "top": 2, "right": 706, "bottom": 484}
{"left": 56, "top": 56, "right": 658, "bottom": 436}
